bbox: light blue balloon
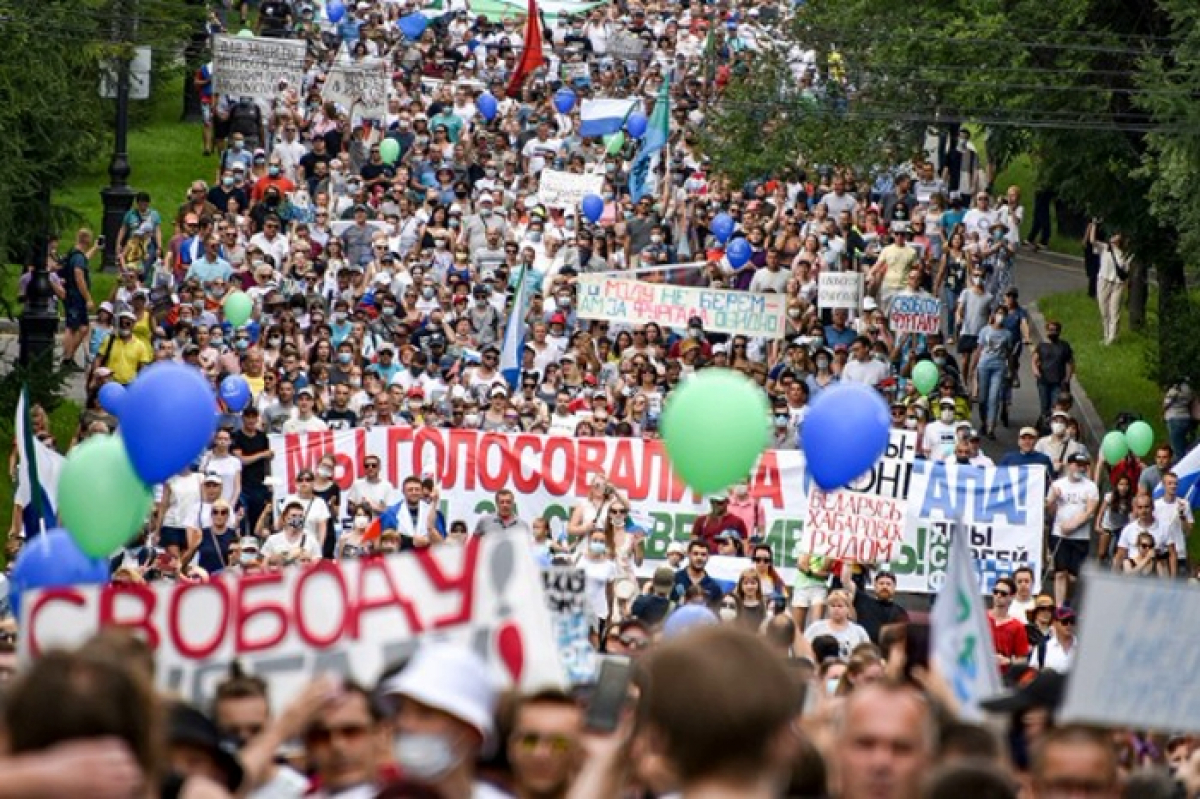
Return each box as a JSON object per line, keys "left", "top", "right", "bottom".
{"left": 626, "top": 112, "right": 648, "bottom": 138}
{"left": 802, "top": 382, "right": 891, "bottom": 491}
{"left": 726, "top": 237, "right": 753, "bottom": 269}
{"left": 663, "top": 605, "right": 719, "bottom": 639}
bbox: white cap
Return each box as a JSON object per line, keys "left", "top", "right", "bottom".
{"left": 99, "top": 301, "right": 114, "bottom": 315}
{"left": 477, "top": 193, "right": 494, "bottom": 204}
{"left": 863, "top": 296, "right": 878, "bottom": 311}
{"left": 381, "top": 643, "right": 497, "bottom": 745}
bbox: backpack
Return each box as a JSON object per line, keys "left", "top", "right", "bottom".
{"left": 228, "top": 99, "right": 261, "bottom": 137}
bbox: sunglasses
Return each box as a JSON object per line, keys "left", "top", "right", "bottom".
{"left": 993, "top": 589, "right": 1011, "bottom": 598}
{"left": 212, "top": 509, "right": 230, "bottom": 516}
{"left": 753, "top": 556, "right": 771, "bottom": 563}
{"left": 514, "top": 732, "right": 574, "bottom": 753}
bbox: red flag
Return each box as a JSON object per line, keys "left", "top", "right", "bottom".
{"left": 505, "top": 0, "right": 545, "bottom": 99}
{"left": 362, "top": 517, "right": 382, "bottom": 543}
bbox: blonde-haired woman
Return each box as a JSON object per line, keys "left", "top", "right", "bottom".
{"left": 803, "top": 589, "right": 871, "bottom": 659}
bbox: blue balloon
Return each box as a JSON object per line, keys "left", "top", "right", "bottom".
{"left": 118, "top": 362, "right": 218, "bottom": 485}
{"left": 663, "top": 605, "right": 719, "bottom": 639}
{"left": 10, "top": 529, "right": 109, "bottom": 619}
{"left": 98, "top": 382, "right": 126, "bottom": 415}
{"left": 711, "top": 212, "right": 735, "bottom": 244}
{"left": 626, "top": 112, "right": 648, "bottom": 139}
{"left": 220, "top": 374, "right": 252, "bottom": 413}
{"left": 726, "top": 237, "right": 753, "bottom": 270}
{"left": 327, "top": 0, "right": 345, "bottom": 23}
{"left": 476, "top": 91, "right": 498, "bottom": 122}
{"left": 553, "top": 87, "right": 576, "bottom": 114}
{"left": 581, "top": 193, "right": 604, "bottom": 224}
{"left": 397, "top": 12, "right": 428, "bottom": 40}
{"left": 802, "top": 382, "right": 891, "bottom": 491}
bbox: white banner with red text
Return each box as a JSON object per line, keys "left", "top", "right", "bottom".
{"left": 20, "top": 533, "right": 563, "bottom": 708}
{"left": 267, "top": 427, "right": 1044, "bottom": 593}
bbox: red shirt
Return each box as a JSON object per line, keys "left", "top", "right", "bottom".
{"left": 989, "top": 614, "right": 1031, "bottom": 673}
{"left": 691, "top": 512, "right": 749, "bottom": 553}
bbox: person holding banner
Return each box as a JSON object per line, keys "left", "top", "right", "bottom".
{"left": 262, "top": 499, "right": 323, "bottom": 568}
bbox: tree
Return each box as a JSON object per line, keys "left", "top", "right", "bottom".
{"left": 701, "top": 0, "right": 1196, "bottom": 382}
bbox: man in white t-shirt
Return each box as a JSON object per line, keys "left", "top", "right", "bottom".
{"left": 1045, "top": 452, "right": 1099, "bottom": 605}
{"left": 841, "top": 336, "right": 890, "bottom": 387}
{"left": 1154, "top": 471, "right": 1193, "bottom": 578}
{"left": 346, "top": 455, "right": 399, "bottom": 513}
{"left": 1114, "top": 494, "right": 1173, "bottom": 578}
{"left": 262, "top": 499, "right": 323, "bottom": 567}
{"left": 921, "top": 398, "right": 959, "bottom": 461}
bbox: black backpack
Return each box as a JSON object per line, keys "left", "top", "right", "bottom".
{"left": 229, "top": 98, "right": 261, "bottom": 137}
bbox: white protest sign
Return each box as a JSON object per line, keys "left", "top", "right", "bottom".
{"left": 608, "top": 31, "right": 646, "bottom": 60}
{"left": 577, "top": 276, "right": 788, "bottom": 338}
{"left": 1060, "top": 568, "right": 1200, "bottom": 732}
{"left": 900, "top": 460, "right": 1046, "bottom": 593}
{"left": 538, "top": 169, "right": 604, "bottom": 208}
{"left": 212, "top": 35, "right": 307, "bottom": 99}
{"left": 542, "top": 568, "right": 594, "bottom": 685}
{"left": 888, "top": 292, "right": 943, "bottom": 335}
{"left": 20, "top": 534, "right": 564, "bottom": 708}
{"left": 818, "top": 272, "right": 864, "bottom": 310}
{"left": 324, "top": 58, "right": 389, "bottom": 119}
{"left": 264, "top": 426, "right": 1044, "bottom": 595}
{"left": 561, "top": 62, "right": 591, "bottom": 83}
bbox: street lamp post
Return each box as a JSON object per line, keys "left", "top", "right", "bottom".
{"left": 18, "top": 236, "right": 59, "bottom": 367}
{"left": 100, "top": 8, "right": 134, "bottom": 272}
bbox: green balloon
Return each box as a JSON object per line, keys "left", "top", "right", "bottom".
{"left": 379, "top": 138, "right": 400, "bottom": 165}
{"left": 1125, "top": 420, "right": 1154, "bottom": 458}
{"left": 223, "top": 290, "right": 253, "bottom": 327}
{"left": 236, "top": 28, "right": 255, "bottom": 37}
{"left": 662, "top": 368, "right": 771, "bottom": 495}
{"left": 58, "top": 434, "right": 154, "bottom": 558}
{"left": 912, "top": 360, "right": 939, "bottom": 395}
{"left": 604, "top": 132, "right": 625, "bottom": 155}
{"left": 1102, "top": 430, "right": 1130, "bottom": 466}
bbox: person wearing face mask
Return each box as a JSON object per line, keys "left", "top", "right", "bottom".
{"left": 806, "top": 346, "right": 840, "bottom": 400}
{"left": 98, "top": 310, "right": 153, "bottom": 385}
{"left": 379, "top": 643, "right": 506, "bottom": 799}
{"left": 460, "top": 193, "right": 507, "bottom": 251}
{"left": 955, "top": 265, "right": 993, "bottom": 389}
{"left": 337, "top": 504, "right": 376, "bottom": 560}
{"left": 250, "top": 156, "right": 295, "bottom": 203}
{"left": 970, "top": 306, "right": 1013, "bottom": 440}
{"left": 1035, "top": 410, "right": 1087, "bottom": 478}
{"left": 922, "top": 397, "right": 960, "bottom": 462}
{"left": 1045, "top": 452, "right": 1100, "bottom": 605}
{"left": 261, "top": 500, "right": 323, "bottom": 567}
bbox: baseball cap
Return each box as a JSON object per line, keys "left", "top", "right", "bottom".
{"left": 1019, "top": 427, "right": 1038, "bottom": 438}
{"left": 666, "top": 541, "right": 687, "bottom": 556}
{"left": 296, "top": 386, "right": 315, "bottom": 398}
{"left": 1068, "top": 452, "right": 1090, "bottom": 464}
{"left": 202, "top": 471, "right": 223, "bottom": 485}
{"left": 1054, "top": 606, "right": 1077, "bottom": 622}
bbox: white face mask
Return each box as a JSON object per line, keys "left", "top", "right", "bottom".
{"left": 941, "top": 410, "right": 955, "bottom": 423}
{"left": 393, "top": 733, "right": 462, "bottom": 782}
{"left": 354, "top": 515, "right": 369, "bottom": 530}
{"left": 905, "top": 417, "right": 918, "bottom": 430}
{"left": 1051, "top": 422, "right": 1066, "bottom": 436}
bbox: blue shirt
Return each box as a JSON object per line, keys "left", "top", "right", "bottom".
{"left": 671, "top": 569, "right": 724, "bottom": 606}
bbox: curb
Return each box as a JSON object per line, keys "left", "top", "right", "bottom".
{"left": 1026, "top": 300, "right": 1108, "bottom": 453}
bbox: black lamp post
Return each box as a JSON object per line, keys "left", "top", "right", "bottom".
{"left": 19, "top": 236, "right": 60, "bottom": 367}
{"left": 100, "top": 37, "right": 135, "bottom": 272}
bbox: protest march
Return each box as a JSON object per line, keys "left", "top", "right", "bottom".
{"left": 7, "top": 0, "right": 1200, "bottom": 796}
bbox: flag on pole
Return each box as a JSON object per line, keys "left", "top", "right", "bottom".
{"left": 629, "top": 77, "right": 670, "bottom": 202}
{"left": 579, "top": 98, "right": 640, "bottom": 137}
{"left": 931, "top": 519, "right": 1002, "bottom": 721}
{"left": 1154, "top": 440, "right": 1200, "bottom": 507}
{"left": 499, "top": 263, "right": 530, "bottom": 389}
{"left": 14, "top": 388, "right": 64, "bottom": 537}
{"left": 505, "top": 0, "right": 545, "bottom": 99}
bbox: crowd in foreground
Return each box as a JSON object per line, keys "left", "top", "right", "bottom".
{"left": 0, "top": 622, "right": 1198, "bottom": 799}
{"left": 8, "top": 0, "right": 1200, "bottom": 795}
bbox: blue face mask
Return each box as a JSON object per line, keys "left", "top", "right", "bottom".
{"left": 589, "top": 541, "right": 607, "bottom": 555}
{"left": 268, "top": 165, "right": 280, "bottom": 177}
{"left": 338, "top": 352, "right": 352, "bottom": 364}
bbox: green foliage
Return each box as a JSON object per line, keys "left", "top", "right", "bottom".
{"left": 0, "top": 352, "right": 74, "bottom": 443}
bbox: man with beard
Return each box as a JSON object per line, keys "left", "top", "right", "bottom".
{"left": 841, "top": 567, "right": 909, "bottom": 643}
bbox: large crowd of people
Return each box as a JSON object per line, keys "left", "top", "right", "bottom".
{"left": 6, "top": 0, "right": 1200, "bottom": 795}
